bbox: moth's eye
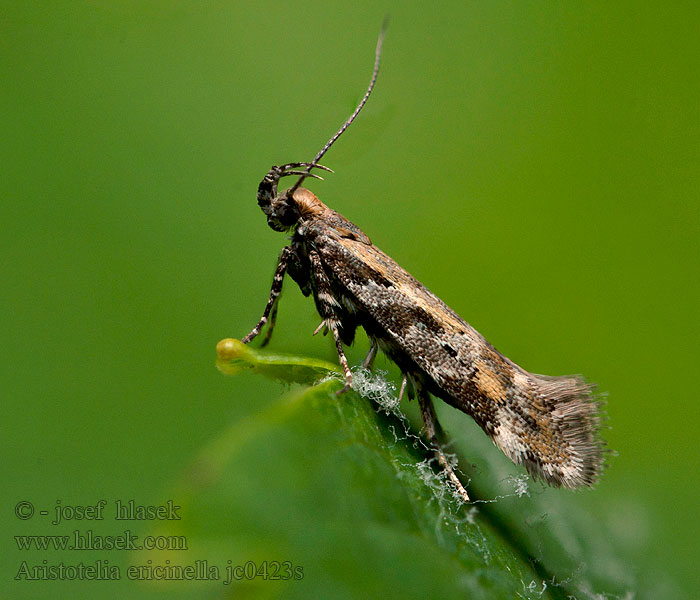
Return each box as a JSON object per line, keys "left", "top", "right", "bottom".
{"left": 276, "top": 200, "right": 299, "bottom": 227}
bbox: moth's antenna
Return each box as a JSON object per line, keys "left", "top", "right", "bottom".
{"left": 288, "top": 16, "right": 389, "bottom": 195}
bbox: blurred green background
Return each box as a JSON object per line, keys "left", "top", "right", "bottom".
{"left": 3, "top": 1, "right": 699, "bottom": 598}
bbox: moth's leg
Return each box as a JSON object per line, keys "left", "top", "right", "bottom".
{"left": 398, "top": 375, "right": 408, "bottom": 403}
{"left": 308, "top": 250, "right": 353, "bottom": 395}
{"left": 362, "top": 340, "right": 378, "bottom": 370}
{"left": 332, "top": 328, "right": 353, "bottom": 396}
{"left": 260, "top": 299, "right": 279, "bottom": 347}
{"left": 417, "top": 384, "right": 470, "bottom": 503}
{"left": 242, "top": 246, "right": 291, "bottom": 344}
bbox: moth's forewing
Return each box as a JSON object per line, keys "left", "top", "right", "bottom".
{"left": 306, "top": 217, "right": 603, "bottom": 488}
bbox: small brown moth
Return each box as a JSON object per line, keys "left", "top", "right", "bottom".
{"left": 241, "top": 22, "right": 604, "bottom": 501}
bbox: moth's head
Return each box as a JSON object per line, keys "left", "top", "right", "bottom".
{"left": 259, "top": 190, "right": 299, "bottom": 232}
{"left": 262, "top": 188, "right": 326, "bottom": 232}
{"left": 257, "top": 164, "right": 329, "bottom": 232}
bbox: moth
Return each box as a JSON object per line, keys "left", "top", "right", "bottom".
{"left": 241, "top": 24, "right": 604, "bottom": 501}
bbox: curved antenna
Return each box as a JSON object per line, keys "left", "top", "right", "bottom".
{"left": 287, "top": 16, "right": 389, "bottom": 196}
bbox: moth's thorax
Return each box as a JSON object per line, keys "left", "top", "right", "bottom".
{"left": 292, "top": 188, "right": 372, "bottom": 245}
{"left": 290, "top": 187, "right": 329, "bottom": 220}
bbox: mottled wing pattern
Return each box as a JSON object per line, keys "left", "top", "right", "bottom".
{"left": 309, "top": 220, "right": 604, "bottom": 488}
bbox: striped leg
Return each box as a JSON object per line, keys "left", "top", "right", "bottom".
{"left": 260, "top": 300, "right": 279, "bottom": 347}
{"left": 242, "top": 247, "right": 291, "bottom": 344}
{"left": 309, "top": 251, "right": 353, "bottom": 395}
{"left": 417, "top": 382, "right": 470, "bottom": 503}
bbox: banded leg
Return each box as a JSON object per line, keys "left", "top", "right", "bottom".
{"left": 260, "top": 300, "right": 279, "bottom": 347}
{"left": 242, "top": 247, "right": 291, "bottom": 344}
{"left": 308, "top": 251, "right": 352, "bottom": 395}
{"left": 332, "top": 328, "right": 353, "bottom": 396}
{"left": 417, "top": 383, "right": 470, "bottom": 503}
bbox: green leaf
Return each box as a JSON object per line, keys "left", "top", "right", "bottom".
{"left": 136, "top": 341, "right": 636, "bottom": 599}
